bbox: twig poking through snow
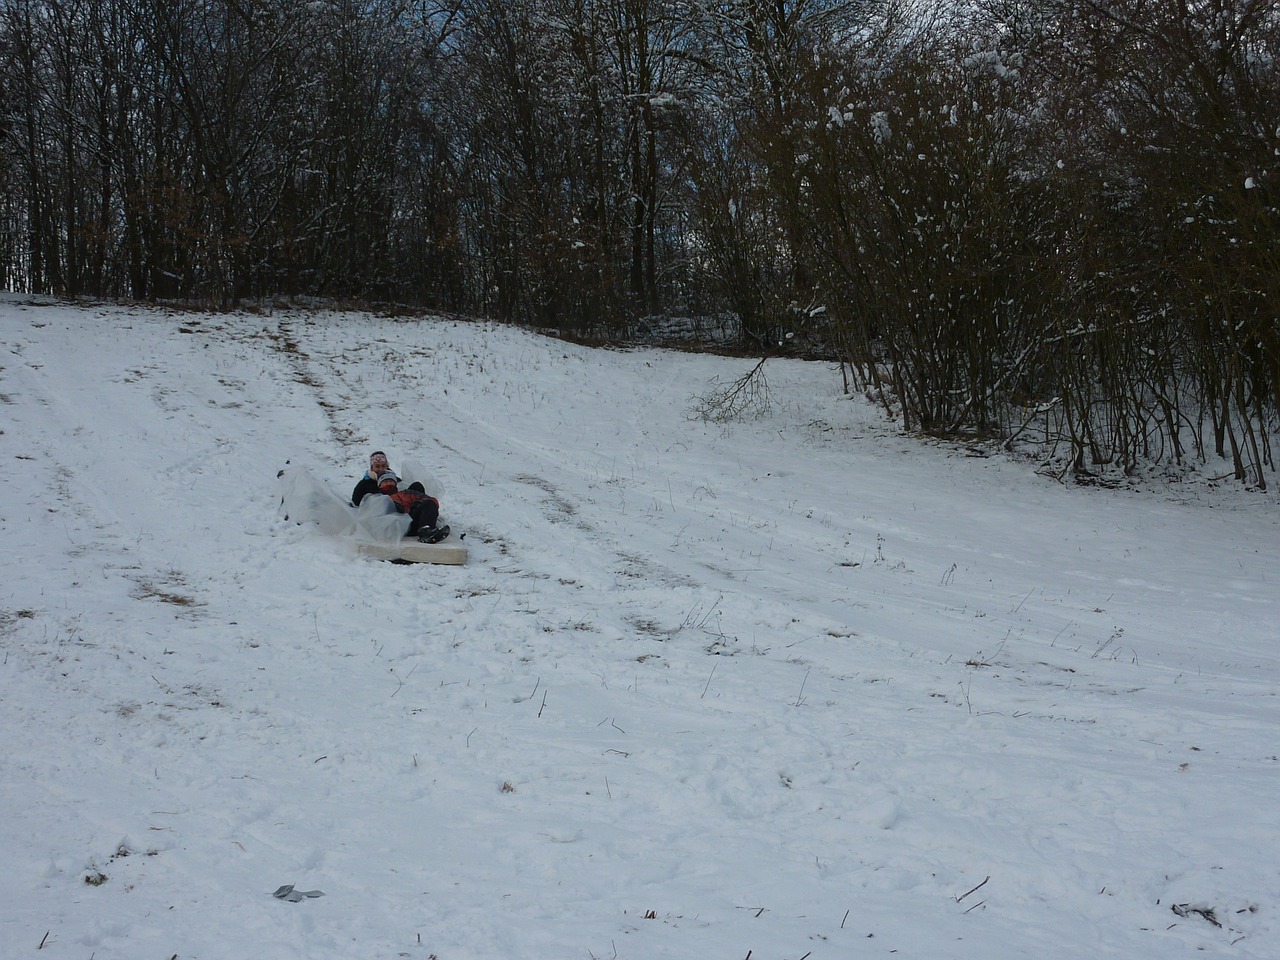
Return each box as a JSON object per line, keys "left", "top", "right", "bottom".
{"left": 956, "top": 876, "right": 990, "bottom": 902}
{"left": 1172, "top": 903, "right": 1221, "bottom": 927}
{"left": 795, "top": 667, "right": 811, "bottom": 707}
{"left": 514, "top": 677, "right": 540, "bottom": 703}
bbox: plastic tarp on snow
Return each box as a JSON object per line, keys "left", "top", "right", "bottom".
{"left": 277, "top": 459, "right": 446, "bottom": 547}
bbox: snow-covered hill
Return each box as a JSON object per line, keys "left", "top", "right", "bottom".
{"left": 2, "top": 294, "right": 1278, "bottom": 959}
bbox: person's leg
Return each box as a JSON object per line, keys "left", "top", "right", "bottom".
{"left": 408, "top": 498, "right": 439, "bottom": 535}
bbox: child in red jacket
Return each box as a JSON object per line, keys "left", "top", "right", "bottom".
{"left": 377, "top": 474, "right": 439, "bottom": 537}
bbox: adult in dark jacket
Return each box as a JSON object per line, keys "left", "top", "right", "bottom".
{"left": 351, "top": 450, "right": 394, "bottom": 506}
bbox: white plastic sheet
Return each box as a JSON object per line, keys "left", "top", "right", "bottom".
{"left": 277, "top": 459, "right": 444, "bottom": 547}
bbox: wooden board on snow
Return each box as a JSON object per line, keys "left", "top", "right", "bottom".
{"left": 357, "top": 532, "right": 468, "bottom": 565}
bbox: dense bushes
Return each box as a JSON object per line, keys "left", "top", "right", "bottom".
{"left": 2, "top": 0, "right": 1275, "bottom": 484}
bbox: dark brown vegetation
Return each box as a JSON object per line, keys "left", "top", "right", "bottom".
{"left": 1, "top": 0, "right": 1275, "bottom": 484}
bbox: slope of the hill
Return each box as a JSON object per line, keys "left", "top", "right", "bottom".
{"left": 1, "top": 295, "right": 1277, "bottom": 959}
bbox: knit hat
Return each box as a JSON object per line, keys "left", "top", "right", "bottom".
{"left": 370, "top": 451, "right": 390, "bottom": 470}
{"left": 377, "top": 473, "right": 399, "bottom": 490}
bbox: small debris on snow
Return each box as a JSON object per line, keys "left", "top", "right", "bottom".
{"left": 273, "top": 884, "right": 325, "bottom": 902}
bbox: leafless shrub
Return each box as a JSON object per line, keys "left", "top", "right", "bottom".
{"left": 693, "top": 358, "right": 773, "bottom": 423}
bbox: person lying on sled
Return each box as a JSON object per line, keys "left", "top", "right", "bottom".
{"left": 376, "top": 473, "right": 440, "bottom": 538}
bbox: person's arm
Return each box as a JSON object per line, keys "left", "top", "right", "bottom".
{"left": 351, "top": 476, "right": 375, "bottom": 506}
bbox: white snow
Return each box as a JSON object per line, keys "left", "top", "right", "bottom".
{"left": 2, "top": 294, "right": 1278, "bottom": 959}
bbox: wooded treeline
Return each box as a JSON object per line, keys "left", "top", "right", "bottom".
{"left": 2, "top": 0, "right": 1277, "bottom": 484}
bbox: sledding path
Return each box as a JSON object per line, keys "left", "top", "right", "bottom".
{"left": 2, "top": 298, "right": 1278, "bottom": 960}
{"left": 282, "top": 311, "right": 1280, "bottom": 955}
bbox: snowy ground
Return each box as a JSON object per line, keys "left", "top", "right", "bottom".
{"left": 2, "top": 294, "right": 1278, "bottom": 960}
